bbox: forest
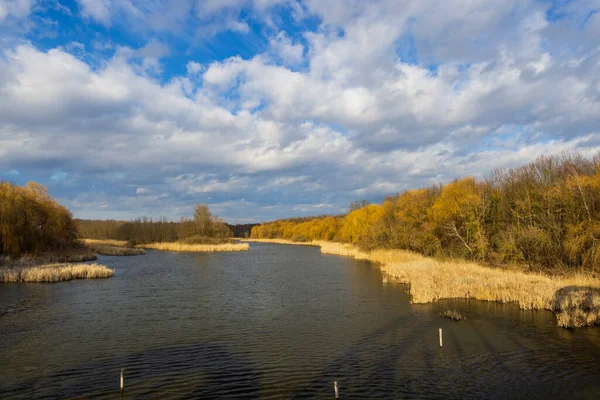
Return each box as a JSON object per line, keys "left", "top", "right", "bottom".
{"left": 251, "top": 153, "right": 600, "bottom": 273}
{"left": 0, "top": 181, "right": 78, "bottom": 258}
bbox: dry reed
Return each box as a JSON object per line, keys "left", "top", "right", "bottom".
{"left": 0, "top": 263, "right": 114, "bottom": 283}
{"left": 299, "top": 241, "right": 600, "bottom": 328}
{"left": 242, "top": 238, "right": 319, "bottom": 246}
{"left": 140, "top": 242, "right": 249, "bottom": 252}
{"left": 82, "top": 239, "right": 128, "bottom": 247}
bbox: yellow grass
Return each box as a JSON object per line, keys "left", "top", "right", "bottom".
{"left": 82, "top": 239, "right": 128, "bottom": 247}
{"left": 302, "top": 241, "right": 600, "bottom": 328}
{"left": 0, "top": 263, "right": 114, "bottom": 283}
{"left": 140, "top": 242, "right": 249, "bottom": 252}
{"left": 242, "top": 238, "right": 319, "bottom": 246}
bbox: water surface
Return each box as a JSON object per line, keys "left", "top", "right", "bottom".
{"left": 1, "top": 243, "right": 599, "bottom": 399}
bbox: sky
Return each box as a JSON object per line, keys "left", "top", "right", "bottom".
{"left": 0, "top": 0, "right": 599, "bottom": 223}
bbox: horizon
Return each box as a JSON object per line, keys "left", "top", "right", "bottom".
{"left": 1, "top": 1, "right": 599, "bottom": 223}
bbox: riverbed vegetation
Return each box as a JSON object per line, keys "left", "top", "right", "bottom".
{"left": 250, "top": 153, "right": 600, "bottom": 327}
{"left": 440, "top": 310, "right": 466, "bottom": 321}
{"left": 0, "top": 263, "right": 114, "bottom": 283}
{"left": 308, "top": 241, "right": 600, "bottom": 328}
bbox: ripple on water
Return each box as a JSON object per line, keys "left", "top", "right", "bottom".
{"left": 1, "top": 244, "right": 600, "bottom": 399}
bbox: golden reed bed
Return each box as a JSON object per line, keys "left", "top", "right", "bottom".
{"left": 256, "top": 240, "right": 600, "bottom": 328}
{"left": 82, "top": 239, "right": 129, "bottom": 247}
{"left": 140, "top": 242, "right": 249, "bottom": 252}
{"left": 242, "top": 238, "right": 319, "bottom": 246}
{"left": 0, "top": 263, "right": 114, "bottom": 283}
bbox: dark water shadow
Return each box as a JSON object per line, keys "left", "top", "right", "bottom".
{"left": 1, "top": 342, "right": 262, "bottom": 399}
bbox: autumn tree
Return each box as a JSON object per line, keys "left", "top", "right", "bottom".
{"left": 194, "top": 204, "right": 213, "bottom": 236}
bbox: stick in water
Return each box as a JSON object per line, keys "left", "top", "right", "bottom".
{"left": 439, "top": 328, "right": 443, "bottom": 347}
{"left": 334, "top": 380, "right": 339, "bottom": 399}
{"left": 120, "top": 368, "right": 124, "bottom": 392}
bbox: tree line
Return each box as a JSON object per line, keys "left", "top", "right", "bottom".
{"left": 76, "top": 204, "right": 234, "bottom": 245}
{"left": 251, "top": 153, "right": 600, "bottom": 272}
{"left": 0, "top": 181, "right": 78, "bottom": 258}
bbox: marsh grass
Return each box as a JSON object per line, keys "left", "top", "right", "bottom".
{"left": 0, "top": 263, "right": 114, "bottom": 283}
{"left": 82, "top": 239, "right": 128, "bottom": 247}
{"left": 140, "top": 242, "right": 249, "bottom": 252}
{"left": 88, "top": 244, "right": 145, "bottom": 256}
{"left": 299, "top": 241, "right": 600, "bottom": 328}
{"left": 440, "top": 310, "right": 466, "bottom": 321}
{"left": 242, "top": 238, "right": 319, "bottom": 246}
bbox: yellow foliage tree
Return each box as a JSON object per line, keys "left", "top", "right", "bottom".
{"left": 429, "top": 177, "right": 486, "bottom": 258}
{"left": 339, "top": 204, "right": 384, "bottom": 244}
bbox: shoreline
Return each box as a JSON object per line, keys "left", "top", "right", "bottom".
{"left": 139, "top": 242, "right": 249, "bottom": 252}
{"left": 248, "top": 239, "right": 600, "bottom": 328}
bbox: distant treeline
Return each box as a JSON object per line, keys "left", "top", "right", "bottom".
{"left": 75, "top": 209, "right": 258, "bottom": 243}
{"left": 252, "top": 153, "right": 600, "bottom": 272}
{"left": 228, "top": 223, "right": 259, "bottom": 238}
{"left": 75, "top": 205, "right": 235, "bottom": 245}
{"left": 0, "top": 181, "right": 78, "bottom": 258}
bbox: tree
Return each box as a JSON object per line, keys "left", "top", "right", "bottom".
{"left": 194, "top": 204, "right": 212, "bottom": 236}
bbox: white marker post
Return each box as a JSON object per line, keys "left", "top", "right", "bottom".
{"left": 439, "top": 328, "right": 443, "bottom": 348}
{"left": 120, "top": 368, "right": 124, "bottom": 392}
{"left": 334, "top": 380, "right": 339, "bottom": 399}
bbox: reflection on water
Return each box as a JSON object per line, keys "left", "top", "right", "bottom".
{"left": 1, "top": 243, "right": 599, "bottom": 399}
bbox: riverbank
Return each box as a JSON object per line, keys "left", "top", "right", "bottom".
{"left": 250, "top": 239, "right": 600, "bottom": 328}
{"left": 0, "top": 263, "right": 114, "bottom": 283}
{"left": 139, "top": 242, "right": 249, "bottom": 252}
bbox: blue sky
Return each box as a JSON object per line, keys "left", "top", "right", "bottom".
{"left": 1, "top": 0, "right": 599, "bottom": 223}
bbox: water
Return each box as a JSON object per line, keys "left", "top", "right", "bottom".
{"left": 1, "top": 243, "right": 600, "bottom": 399}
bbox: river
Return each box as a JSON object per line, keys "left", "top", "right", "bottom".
{"left": 1, "top": 242, "right": 600, "bottom": 399}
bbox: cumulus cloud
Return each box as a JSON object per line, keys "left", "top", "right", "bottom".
{"left": 0, "top": 0, "right": 35, "bottom": 21}
{"left": 1, "top": 0, "right": 600, "bottom": 221}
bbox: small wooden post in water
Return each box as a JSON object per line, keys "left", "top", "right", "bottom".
{"left": 334, "top": 380, "right": 339, "bottom": 399}
{"left": 439, "top": 328, "right": 443, "bottom": 347}
{"left": 120, "top": 368, "right": 124, "bottom": 392}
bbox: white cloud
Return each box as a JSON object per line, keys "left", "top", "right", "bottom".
{"left": 269, "top": 31, "right": 304, "bottom": 65}
{"left": 78, "top": 0, "right": 113, "bottom": 25}
{"left": 0, "top": 0, "right": 35, "bottom": 21}
{"left": 2, "top": 1, "right": 600, "bottom": 221}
